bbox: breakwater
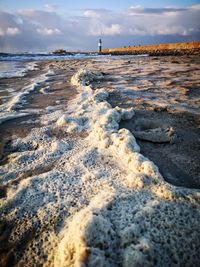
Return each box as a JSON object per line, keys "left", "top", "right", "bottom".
{"left": 100, "top": 41, "right": 200, "bottom": 56}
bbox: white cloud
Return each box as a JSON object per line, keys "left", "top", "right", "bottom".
{"left": 88, "top": 23, "right": 122, "bottom": 36}
{"left": 37, "top": 27, "right": 61, "bottom": 35}
{"left": 44, "top": 4, "right": 58, "bottom": 12}
{"left": 7, "top": 27, "right": 20, "bottom": 35}
{"left": 102, "top": 24, "right": 122, "bottom": 36}
{"left": 150, "top": 26, "right": 189, "bottom": 36}
{"left": 130, "top": 5, "right": 142, "bottom": 9}
{"left": 84, "top": 10, "right": 100, "bottom": 18}
{"left": 191, "top": 4, "right": 200, "bottom": 10}
{"left": 17, "top": 9, "right": 35, "bottom": 17}
{"left": 0, "top": 27, "right": 20, "bottom": 36}
{"left": 127, "top": 6, "right": 186, "bottom": 16}
{"left": 0, "top": 5, "right": 199, "bottom": 52}
{"left": 0, "top": 28, "right": 4, "bottom": 36}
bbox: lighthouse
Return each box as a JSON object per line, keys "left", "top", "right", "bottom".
{"left": 98, "top": 38, "right": 102, "bottom": 53}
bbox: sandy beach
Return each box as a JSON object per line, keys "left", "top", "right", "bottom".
{"left": 0, "top": 55, "right": 200, "bottom": 266}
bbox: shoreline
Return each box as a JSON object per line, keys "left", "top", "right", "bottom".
{"left": 0, "top": 55, "right": 200, "bottom": 266}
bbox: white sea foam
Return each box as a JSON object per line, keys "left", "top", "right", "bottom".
{"left": 0, "top": 69, "right": 54, "bottom": 124}
{"left": 0, "top": 112, "right": 31, "bottom": 124}
{"left": 66, "top": 69, "right": 161, "bottom": 181}
{"left": 53, "top": 69, "right": 199, "bottom": 267}
{"left": 6, "top": 70, "right": 54, "bottom": 110}
{"left": 0, "top": 67, "right": 200, "bottom": 266}
{"left": 26, "top": 62, "right": 39, "bottom": 71}
{"left": 0, "top": 61, "right": 39, "bottom": 79}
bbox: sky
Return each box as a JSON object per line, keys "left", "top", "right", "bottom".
{"left": 0, "top": 0, "right": 200, "bottom": 52}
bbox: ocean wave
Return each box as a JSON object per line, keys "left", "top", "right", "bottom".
{"left": 0, "top": 61, "right": 38, "bottom": 79}
{"left": 0, "top": 53, "right": 104, "bottom": 62}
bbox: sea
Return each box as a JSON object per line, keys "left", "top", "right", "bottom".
{"left": 0, "top": 52, "right": 148, "bottom": 78}
{"left": 0, "top": 53, "right": 149, "bottom": 124}
{"left": 0, "top": 53, "right": 100, "bottom": 78}
{"left": 0, "top": 53, "right": 108, "bottom": 123}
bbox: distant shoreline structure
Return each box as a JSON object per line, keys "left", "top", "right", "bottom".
{"left": 51, "top": 49, "right": 94, "bottom": 55}
{"left": 0, "top": 41, "right": 199, "bottom": 57}
{"left": 100, "top": 41, "right": 200, "bottom": 56}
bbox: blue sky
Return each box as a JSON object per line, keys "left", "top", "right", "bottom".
{"left": 1, "top": 0, "right": 200, "bottom": 12}
{"left": 0, "top": 0, "right": 200, "bottom": 52}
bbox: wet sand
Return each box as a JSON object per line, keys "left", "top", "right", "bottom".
{"left": 0, "top": 60, "right": 79, "bottom": 158}
{"left": 104, "top": 55, "right": 200, "bottom": 188}
{"left": 0, "top": 55, "right": 200, "bottom": 266}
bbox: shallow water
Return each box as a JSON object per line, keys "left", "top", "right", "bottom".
{"left": 0, "top": 61, "right": 27, "bottom": 78}
{"left": 0, "top": 53, "right": 106, "bottom": 62}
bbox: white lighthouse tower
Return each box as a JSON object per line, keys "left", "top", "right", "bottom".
{"left": 98, "top": 38, "right": 102, "bottom": 53}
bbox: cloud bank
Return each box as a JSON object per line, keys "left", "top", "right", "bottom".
{"left": 0, "top": 5, "right": 199, "bottom": 52}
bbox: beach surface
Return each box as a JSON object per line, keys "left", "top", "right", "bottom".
{"left": 0, "top": 55, "right": 200, "bottom": 266}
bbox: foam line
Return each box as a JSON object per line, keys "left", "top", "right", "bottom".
{"left": 0, "top": 69, "right": 54, "bottom": 124}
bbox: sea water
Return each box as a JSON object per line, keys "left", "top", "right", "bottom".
{"left": 0, "top": 53, "right": 100, "bottom": 123}
{"left": 0, "top": 53, "right": 148, "bottom": 124}
{"left": 0, "top": 53, "right": 96, "bottom": 78}
{"left": 0, "top": 61, "right": 28, "bottom": 78}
